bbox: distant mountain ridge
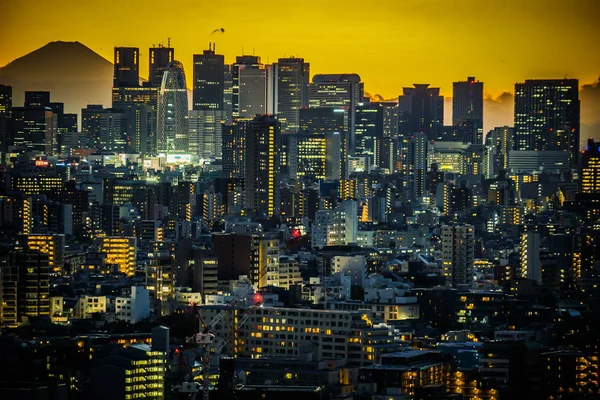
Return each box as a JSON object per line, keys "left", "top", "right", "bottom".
{"left": 0, "top": 41, "right": 113, "bottom": 116}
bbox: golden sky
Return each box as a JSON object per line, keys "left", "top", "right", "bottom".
{"left": 1, "top": 0, "right": 599, "bottom": 103}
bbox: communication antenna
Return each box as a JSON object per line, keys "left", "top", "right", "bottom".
{"left": 168, "top": 37, "right": 171, "bottom": 48}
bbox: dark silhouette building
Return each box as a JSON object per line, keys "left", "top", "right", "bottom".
{"left": 193, "top": 45, "right": 225, "bottom": 110}
{"left": 398, "top": 84, "right": 444, "bottom": 140}
{"left": 113, "top": 47, "right": 139, "bottom": 88}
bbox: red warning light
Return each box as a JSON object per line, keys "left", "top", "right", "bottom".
{"left": 254, "top": 294, "right": 263, "bottom": 304}
{"left": 292, "top": 229, "right": 301, "bottom": 238}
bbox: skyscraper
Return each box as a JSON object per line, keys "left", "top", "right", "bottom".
{"left": 245, "top": 115, "right": 278, "bottom": 217}
{"left": 452, "top": 76, "right": 483, "bottom": 143}
{"left": 192, "top": 45, "right": 225, "bottom": 110}
{"left": 0, "top": 84, "right": 12, "bottom": 157}
{"left": 514, "top": 79, "right": 580, "bottom": 168}
{"left": 157, "top": 61, "right": 189, "bottom": 154}
{"left": 81, "top": 104, "right": 105, "bottom": 149}
{"left": 398, "top": 84, "right": 444, "bottom": 140}
{"left": 113, "top": 47, "right": 140, "bottom": 88}
{"left": 354, "top": 102, "right": 383, "bottom": 164}
{"left": 400, "top": 133, "right": 428, "bottom": 200}
{"left": 485, "top": 126, "right": 513, "bottom": 174}
{"left": 188, "top": 109, "right": 225, "bottom": 159}
{"left": 308, "top": 74, "right": 363, "bottom": 152}
{"left": 273, "top": 58, "right": 310, "bottom": 134}
{"left": 149, "top": 45, "right": 174, "bottom": 87}
{"left": 112, "top": 87, "right": 159, "bottom": 154}
{"left": 222, "top": 119, "right": 248, "bottom": 179}
{"left": 441, "top": 224, "right": 474, "bottom": 288}
{"left": 299, "top": 107, "right": 349, "bottom": 178}
{"left": 13, "top": 98, "right": 56, "bottom": 155}
{"left": 233, "top": 56, "right": 267, "bottom": 119}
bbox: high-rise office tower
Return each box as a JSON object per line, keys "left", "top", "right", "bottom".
{"left": 98, "top": 109, "right": 127, "bottom": 152}
{"left": 381, "top": 102, "right": 399, "bottom": 137}
{"left": 157, "top": 61, "right": 189, "bottom": 154}
{"left": 233, "top": 56, "right": 267, "bottom": 119}
{"left": 441, "top": 224, "right": 475, "bottom": 288}
{"left": 288, "top": 132, "right": 341, "bottom": 181}
{"left": 485, "top": 126, "right": 513, "bottom": 174}
{"left": 354, "top": 102, "right": 384, "bottom": 164}
{"left": 514, "top": 79, "right": 580, "bottom": 168}
{"left": 112, "top": 87, "right": 159, "bottom": 155}
{"left": 245, "top": 115, "right": 279, "bottom": 217}
{"left": 193, "top": 45, "right": 225, "bottom": 110}
{"left": 113, "top": 47, "right": 140, "bottom": 88}
{"left": 308, "top": 74, "right": 363, "bottom": 152}
{"left": 149, "top": 45, "right": 174, "bottom": 87}
{"left": 273, "top": 58, "right": 309, "bottom": 134}
{"left": 82, "top": 105, "right": 105, "bottom": 148}
{"left": 452, "top": 77, "right": 483, "bottom": 143}
{"left": 299, "top": 107, "right": 349, "bottom": 177}
{"left": 398, "top": 84, "right": 444, "bottom": 140}
{"left": 0, "top": 84, "right": 12, "bottom": 157}
{"left": 223, "top": 65, "right": 233, "bottom": 122}
{"left": 222, "top": 119, "right": 248, "bottom": 179}
{"left": 12, "top": 98, "right": 56, "bottom": 155}
{"left": 400, "top": 133, "right": 428, "bottom": 200}
{"left": 188, "top": 110, "right": 225, "bottom": 159}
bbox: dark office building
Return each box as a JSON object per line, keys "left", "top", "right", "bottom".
{"left": 193, "top": 45, "right": 225, "bottom": 110}
{"left": 24, "top": 91, "right": 50, "bottom": 109}
{"left": 245, "top": 115, "right": 279, "bottom": 217}
{"left": 398, "top": 84, "right": 444, "bottom": 140}
{"left": 452, "top": 76, "right": 483, "bottom": 144}
{"left": 0, "top": 84, "right": 12, "bottom": 156}
{"left": 12, "top": 106, "right": 55, "bottom": 155}
{"left": 113, "top": 47, "right": 140, "bottom": 88}
{"left": 514, "top": 79, "right": 580, "bottom": 168}
{"left": 212, "top": 233, "right": 252, "bottom": 280}
{"left": 354, "top": 102, "right": 383, "bottom": 161}
{"left": 148, "top": 46, "right": 174, "bottom": 87}
{"left": 222, "top": 119, "right": 248, "bottom": 179}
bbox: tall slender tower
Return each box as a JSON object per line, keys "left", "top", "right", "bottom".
{"left": 245, "top": 115, "right": 279, "bottom": 217}
{"left": 452, "top": 77, "right": 483, "bottom": 143}
{"left": 157, "top": 61, "right": 189, "bottom": 154}
{"left": 0, "top": 84, "right": 12, "bottom": 159}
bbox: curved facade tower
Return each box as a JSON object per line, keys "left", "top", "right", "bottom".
{"left": 157, "top": 60, "right": 189, "bottom": 154}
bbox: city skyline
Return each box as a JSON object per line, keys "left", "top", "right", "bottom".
{"left": 1, "top": 0, "right": 599, "bottom": 100}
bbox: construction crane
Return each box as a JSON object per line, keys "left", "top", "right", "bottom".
{"left": 174, "top": 273, "right": 266, "bottom": 400}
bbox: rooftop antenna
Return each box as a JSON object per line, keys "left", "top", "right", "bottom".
{"left": 252, "top": 47, "right": 255, "bottom": 56}
{"left": 242, "top": 46, "right": 244, "bottom": 55}
{"left": 168, "top": 37, "right": 171, "bottom": 48}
